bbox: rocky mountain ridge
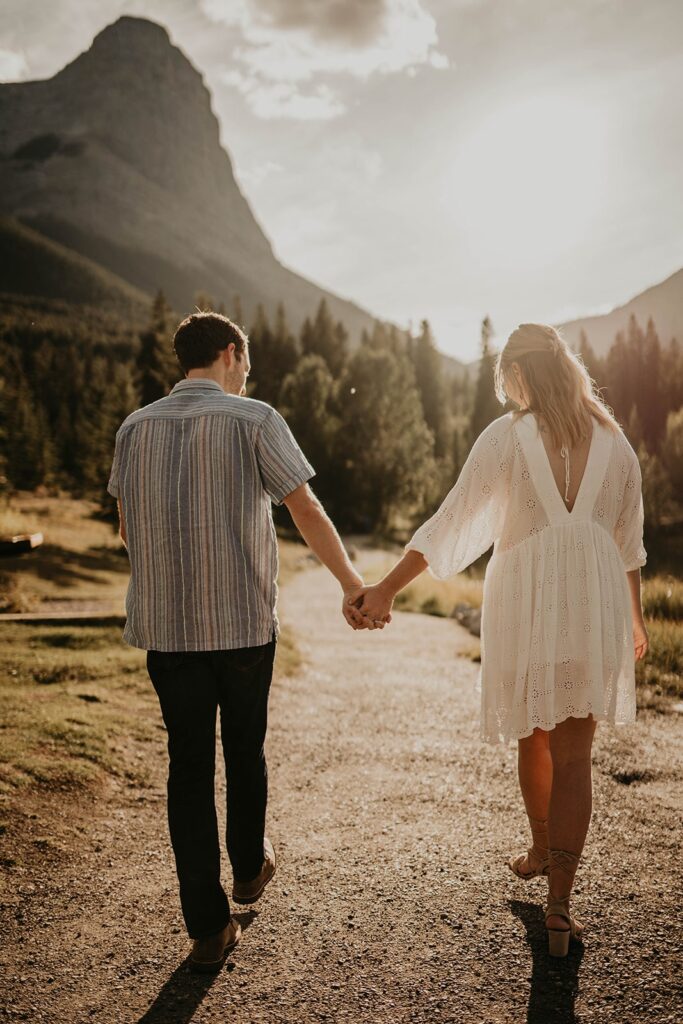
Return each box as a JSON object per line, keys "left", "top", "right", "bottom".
{"left": 0, "top": 16, "right": 378, "bottom": 341}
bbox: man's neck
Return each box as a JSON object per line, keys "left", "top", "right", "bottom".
{"left": 185, "top": 369, "right": 241, "bottom": 396}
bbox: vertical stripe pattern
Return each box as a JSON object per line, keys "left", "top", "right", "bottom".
{"left": 107, "top": 379, "right": 315, "bottom": 652}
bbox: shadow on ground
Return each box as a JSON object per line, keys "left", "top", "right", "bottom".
{"left": 510, "top": 899, "right": 584, "bottom": 1024}
{"left": 135, "top": 911, "right": 257, "bottom": 1024}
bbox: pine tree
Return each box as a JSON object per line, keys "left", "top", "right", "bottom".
{"left": 334, "top": 347, "right": 436, "bottom": 531}
{"left": 469, "top": 316, "right": 501, "bottom": 444}
{"left": 412, "top": 319, "right": 450, "bottom": 459}
{"left": 660, "top": 408, "right": 683, "bottom": 509}
{"left": 248, "top": 303, "right": 300, "bottom": 406}
{"left": 138, "top": 290, "right": 177, "bottom": 406}
{"left": 639, "top": 318, "right": 665, "bottom": 452}
{"left": 279, "top": 355, "right": 338, "bottom": 507}
{"left": 301, "top": 299, "right": 347, "bottom": 376}
{"left": 625, "top": 405, "right": 643, "bottom": 452}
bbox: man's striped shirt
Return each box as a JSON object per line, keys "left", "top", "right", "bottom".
{"left": 107, "top": 378, "right": 315, "bottom": 651}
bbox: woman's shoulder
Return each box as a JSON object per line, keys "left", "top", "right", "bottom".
{"left": 477, "top": 411, "right": 516, "bottom": 444}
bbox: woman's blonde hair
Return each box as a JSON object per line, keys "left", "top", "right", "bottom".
{"left": 494, "top": 323, "right": 618, "bottom": 449}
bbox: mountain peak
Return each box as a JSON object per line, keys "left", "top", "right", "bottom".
{"left": 89, "top": 15, "right": 173, "bottom": 58}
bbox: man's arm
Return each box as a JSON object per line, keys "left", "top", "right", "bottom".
{"left": 117, "top": 499, "right": 127, "bottom": 548}
{"left": 282, "top": 484, "right": 382, "bottom": 630}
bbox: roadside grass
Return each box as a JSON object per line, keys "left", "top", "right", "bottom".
{"left": 0, "top": 495, "right": 128, "bottom": 613}
{"left": 0, "top": 620, "right": 302, "bottom": 799}
{"left": 0, "top": 495, "right": 305, "bottom": 804}
{"left": 0, "top": 623, "right": 154, "bottom": 793}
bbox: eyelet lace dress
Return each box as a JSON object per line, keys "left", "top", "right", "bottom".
{"left": 406, "top": 411, "right": 647, "bottom": 744}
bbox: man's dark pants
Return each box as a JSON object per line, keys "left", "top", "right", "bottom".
{"left": 146, "top": 638, "right": 276, "bottom": 939}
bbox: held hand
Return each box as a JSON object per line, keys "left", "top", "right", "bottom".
{"left": 342, "top": 584, "right": 376, "bottom": 630}
{"left": 633, "top": 618, "right": 649, "bottom": 661}
{"left": 351, "top": 582, "right": 395, "bottom": 626}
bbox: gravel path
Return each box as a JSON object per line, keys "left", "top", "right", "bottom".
{"left": 1, "top": 560, "right": 682, "bottom": 1023}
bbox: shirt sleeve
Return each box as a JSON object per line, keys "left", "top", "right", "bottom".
{"left": 107, "top": 428, "right": 123, "bottom": 499}
{"left": 255, "top": 407, "right": 315, "bottom": 505}
{"left": 614, "top": 444, "right": 647, "bottom": 571}
{"left": 406, "top": 416, "right": 512, "bottom": 579}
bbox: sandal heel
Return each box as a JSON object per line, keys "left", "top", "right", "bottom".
{"left": 547, "top": 928, "right": 570, "bottom": 958}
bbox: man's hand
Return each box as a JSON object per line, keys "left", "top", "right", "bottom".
{"left": 343, "top": 584, "right": 387, "bottom": 630}
{"left": 351, "top": 582, "right": 395, "bottom": 625}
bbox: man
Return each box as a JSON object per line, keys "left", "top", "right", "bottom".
{"left": 108, "top": 311, "right": 383, "bottom": 971}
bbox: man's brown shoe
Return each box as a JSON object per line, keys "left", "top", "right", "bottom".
{"left": 232, "top": 838, "right": 276, "bottom": 905}
{"left": 189, "top": 918, "right": 241, "bottom": 973}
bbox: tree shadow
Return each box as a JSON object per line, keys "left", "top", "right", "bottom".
{"left": 509, "top": 899, "right": 584, "bottom": 1024}
{"left": 135, "top": 911, "right": 257, "bottom": 1024}
{"left": 2, "top": 543, "right": 129, "bottom": 590}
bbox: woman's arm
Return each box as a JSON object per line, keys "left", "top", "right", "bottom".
{"left": 627, "top": 568, "right": 649, "bottom": 660}
{"left": 349, "top": 550, "right": 428, "bottom": 621}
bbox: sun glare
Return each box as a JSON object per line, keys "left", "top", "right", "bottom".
{"left": 447, "top": 92, "right": 610, "bottom": 272}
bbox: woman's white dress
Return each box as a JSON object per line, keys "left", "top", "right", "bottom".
{"left": 406, "top": 411, "right": 646, "bottom": 744}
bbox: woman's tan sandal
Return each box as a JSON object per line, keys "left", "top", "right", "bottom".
{"left": 545, "top": 849, "right": 584, "bottom": 958}
{"left": 507, "top": 817, "right": 550, "bottom": 879}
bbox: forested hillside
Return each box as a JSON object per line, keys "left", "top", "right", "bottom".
{"left": 1, "top": 293, "right": 681, "bottom": 541}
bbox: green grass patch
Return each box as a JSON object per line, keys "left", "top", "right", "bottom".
{"left": 0, "top": 623, "right": 156, "bottom": 793}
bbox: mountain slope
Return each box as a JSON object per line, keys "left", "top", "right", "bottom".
{"left": 0, "top": 216, "right": 150, "bottom": 320}
{"left": 0, "top": 16, "right": 376, "bottom": 339}
{"left": 559, "top": 268, "right": 683, "bottom": 354}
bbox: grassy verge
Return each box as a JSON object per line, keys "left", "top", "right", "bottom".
{"left": 0, "top": 620, "right": 302, "bottom": 799}
{"left": 0, "top": 496, "right": 305, "bottom": 804}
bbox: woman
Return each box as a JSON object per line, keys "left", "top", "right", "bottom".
{"left": 354, "top": 323, "right": 648, "bottom": 957}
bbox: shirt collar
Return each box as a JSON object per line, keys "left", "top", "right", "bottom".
{"left": 171, "top": 378, "right": 225, "bottom": 395}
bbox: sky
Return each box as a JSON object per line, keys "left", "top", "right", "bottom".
{"left": 1, "top": 0, "right": 682, "bottom": 361}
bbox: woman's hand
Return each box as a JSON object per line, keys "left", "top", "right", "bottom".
{"left": 349, "top": 582, "right": 395, "bottom": 626}
{"left": 633, "top": 618, "right": 649, "bottom": 661}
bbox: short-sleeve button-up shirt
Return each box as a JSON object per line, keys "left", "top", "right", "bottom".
{"left": 107, "top": 378, "right": 315, "bottom": 652}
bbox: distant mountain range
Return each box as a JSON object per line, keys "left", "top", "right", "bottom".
{"left": 0, "top": 15, "right": 381, "bottom": 344}
{"left": 559, "top": 268, "right": 683, "bottom": 356}
{"left": 0, "top": 14, "right": 678, "bottom": 373}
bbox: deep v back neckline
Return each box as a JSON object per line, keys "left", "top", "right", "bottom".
{"left": 534, "top": 415, "right": 595, "bottom": 516}
{"left": 515, "top": 413, "right": 606, "bottom": 523}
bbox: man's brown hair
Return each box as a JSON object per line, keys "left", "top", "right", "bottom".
{"left": 173, "top": 312, "right": 247, "bottom": 374}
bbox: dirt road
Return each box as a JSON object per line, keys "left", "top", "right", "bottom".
{"left": 1, "top": 560, "right": 681, "bottom": 1023}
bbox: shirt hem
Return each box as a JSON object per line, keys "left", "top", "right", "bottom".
{"left": 123, "top": 623, "right": 279, "bottom": 653}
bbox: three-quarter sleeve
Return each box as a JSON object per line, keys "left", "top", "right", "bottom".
{"left": 255, "top": 407, "right": 315, "bottom": 505}
{"left": 406, "top": 415, "right": 512, "bottom": 579}
{"left": 614, "top": 445, "right": 647, "bottom": 571}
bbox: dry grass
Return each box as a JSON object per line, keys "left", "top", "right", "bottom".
{"left": 0, "top": 496, "right": 304, "bottom": 799}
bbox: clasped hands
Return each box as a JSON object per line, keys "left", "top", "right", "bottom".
{"left": 342, "top": 582, "right": 394, "bottom": 631}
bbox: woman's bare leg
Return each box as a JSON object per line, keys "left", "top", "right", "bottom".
{"left": 515, "top": 727, "right": 552, "bottom": 871}
{"left": 546, "top": 715, "right": 597, "bottom": 929}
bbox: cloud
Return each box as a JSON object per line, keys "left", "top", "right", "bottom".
{"left": 202, "top": 0, "right": 449, "bottom": 119}
{"left": 0, "top": 47, "right": 28, "bottom": 81}
{"left": 224, "top": 69, "right": 345, "bottom": 120}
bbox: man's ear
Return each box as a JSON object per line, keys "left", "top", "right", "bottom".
{"left": 221, "top": 342, "right": 236, "bottom": 365}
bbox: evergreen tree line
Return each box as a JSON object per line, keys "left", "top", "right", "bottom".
{"left": 0, "top": 292, "right": 682, "bottom": 535}
{"left": 578, "top": 315, "right": 683, "bottom": 527}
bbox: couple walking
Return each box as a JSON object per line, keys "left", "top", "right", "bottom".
{"left": 108, "top": 312, "right": 647, "bottom": 969}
